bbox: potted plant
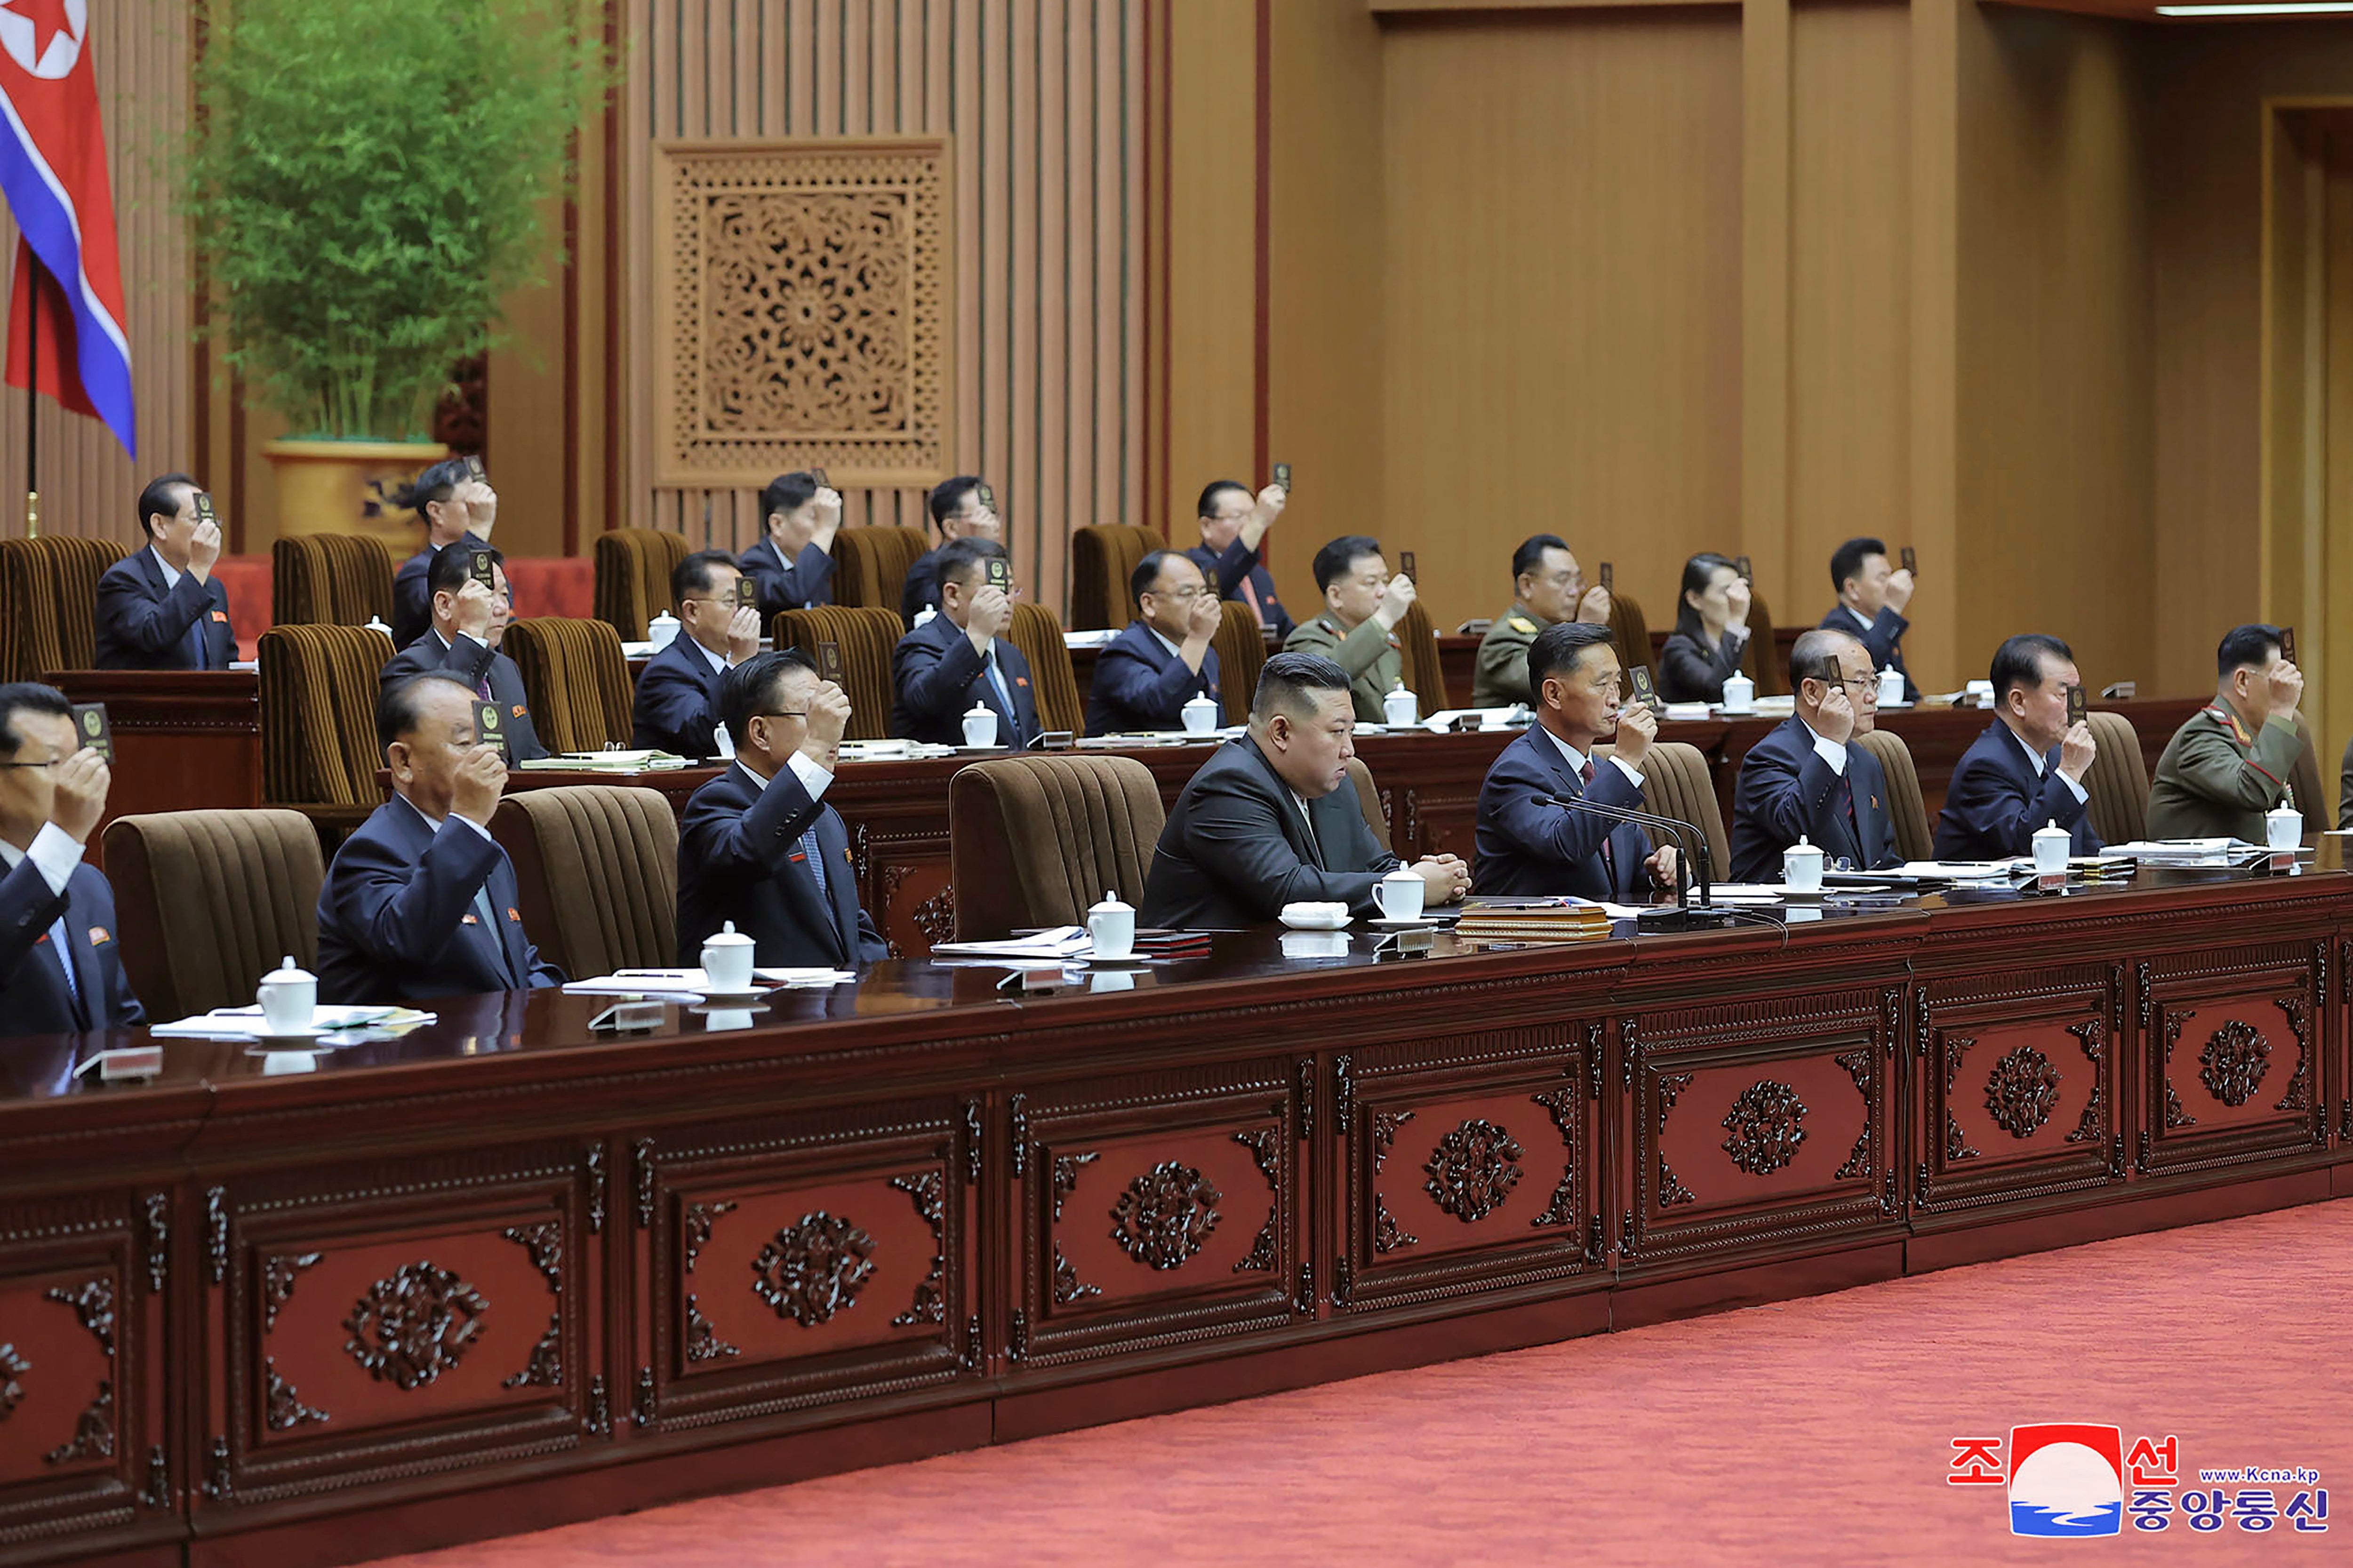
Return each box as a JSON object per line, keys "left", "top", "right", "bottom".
{"left": 182, "top": 0, "right": 607, "bottom": 546}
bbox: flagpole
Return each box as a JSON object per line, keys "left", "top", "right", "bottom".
{"left": 21, "top": 250, "right": 35, "bottom": 539}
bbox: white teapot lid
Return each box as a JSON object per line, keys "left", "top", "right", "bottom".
{"left": 704, "top": 919, "right": 754, "bottom": 947}
{"left": 262, "top": 953, "right": 313, "bottom": 984}
{"left": 966, "top": 700, "right": 993, "bottom": 715}
{"left": 1184, "top": 691, "right": 1217, "bottom": 705}
{"left": 1090, "top": 888, "right": 1132, "bottom": 913}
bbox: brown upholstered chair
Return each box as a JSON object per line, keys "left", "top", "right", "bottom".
{"left": 1741, "top": 588, "right": 1785, "bottom": 697}
{"left": 770, "top": 605, "right": 904, "bottom": 741}
{"left": 2289, "top": 715, "right": 2324, "bottom": 827}
{"left": 0, "top": 537, "right": 53, "bottom": 682}
{"left": 834, "top": 525, "right": 929, "bottom": 613}
{"left": 258, "top": 624, "right": 395, "bottom": 841}
{"left": 1346, "top": 756, "right": 1391, "bottom": 843}
{"left": 491, "top": 785, "right": 680, "bottom": 976}
{"left": 1396, "top": 598, "right": 1449, "bottom": 714}
{"left": 1070, "top": 524, "right": 1161, "bottom": 630}
{"left": 2081, "top": 710, "right": 2150, "bottom": 847}
{"left": 1639, "top": 740, "right": 1730, "bottom": 878}
{"left": 503, "top": 618, "right": 632, "bottom": 754}
{"left": 1853, "top": 728, "right": 1933, "bottom": 862}
{"left": 1211, "top": 600, "right": 1268, "bottom": 720}
{"left": 273, "top": 534, "right": 393, "bottom": 627}
{"left": 32, "top": 536, "right": 126, "bottom": 671}
{"left": 1008, "top": 601, "right": 1085, "bottom": 736}
{"left": 947, "top": 753, "right": 1164, "bottom": 939}
{"left": 102, "top": 808, "right": 325, "bottom": 1021}
{"left": 1607, "top": 592, "right": 1653, "bottom": 685}
{"left": 594, "top": 528, "right": 691, "bottom": 640}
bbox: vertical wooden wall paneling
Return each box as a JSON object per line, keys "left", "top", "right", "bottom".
{"left": 1741, "top": 0, "right": 1792, "bottom": 625}
{"left": 1907, "top": 0, "right": 1961, "bottom": 694}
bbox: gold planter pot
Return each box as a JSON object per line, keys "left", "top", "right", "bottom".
{"left": 262, "top": 438, "right": 448, "bottom": 551}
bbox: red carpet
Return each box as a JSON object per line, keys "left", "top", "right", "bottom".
{"left": 366, "top": 1199, "right": 2353, "bottom": 1565}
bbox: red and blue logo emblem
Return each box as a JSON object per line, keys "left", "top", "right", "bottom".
{"left": 2009, "top": 1423, "right": 2125, "bottom": 1537}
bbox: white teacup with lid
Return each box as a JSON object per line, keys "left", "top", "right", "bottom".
{"left": 1384, "top": 680, "right": 1419, "bottom": 728}
{"left": 701, "top": 920, "right": 757, "bottom": 994}
{"left": 648, "top": 610, "right": 681, "bottom": 650}
{"left": 1373, "top": 867, "right": 1426, "bottom": 921}
{"left": 962, "top": 703, "right": 999, "bottom": 748}
{"left": 1782, "top": 836, "right": 1824, "bottom": 894}
{"left": 257, "top": 954, "right": 317, "bottom": 1035}
{"left": 2267, "top": 803, "right": 2304, "bottom": 851}
{"left": 1720, "top": 670, "right": 1755, "bottom": 714}
{"left": 1181, "top": 693, "right": 1220, "bottom": 736}
{"left": 1876, "top": 665, "right": 1905, "bottom": 707}
{"left": 2032, "top": 819, "right": 2071, "bottom": 877}
{"left": 1087, "top": 889, "right": 1136, "bottom": 960}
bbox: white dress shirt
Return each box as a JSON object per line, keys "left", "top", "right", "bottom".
{"left": 2011, "top": 724, "right": 2088, "bottom": 803}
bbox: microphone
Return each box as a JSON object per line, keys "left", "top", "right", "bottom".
{"left": 1529, "top": 789, "right": 1739, "bottom": 930}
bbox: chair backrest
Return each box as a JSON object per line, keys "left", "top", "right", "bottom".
{"left": 947, "top": 753, "right": 1166, "bottom": 939}
{"left": 0, "top": 537, "right": 53, "bottom": 682}
{"left": 1741, "top": 588, "right": 1785, "bottom": 697}
{"left": 834, "top": 525, "right": 929, "bottom": 612}
{"left": 274, "top": 535, "right": 393, "bottom": 627}
{"left": 1007, "top": 601, "right": 1085, "bottom": 735}
{"left": 259, "top": 624, "right": 394, "bottom": 807}
{"left": 770, "top": 605, "right": 904, "bottom": 740}
{"left": 1396, "top": 598, "right": 1449, "bottom": 712}
{"left": 1591, "top": 740, "right": 1727, "bottom": 876}
{"left": 503, "top": 617, "right": 632, "bottom": 754}
{"left": 2081, "top": 709, "right": 2150, "bottom": 847}
{"left": 490, "top": 785, "right": 679, "bottom": 977}
{"left": 1608, "top": 592, "right": 1653, "bottom": 686}
{"left": 1346, "top": 755, "right": 1390, "bottom": 842}
{"left": 1070, "top": 524, "right": 1162, "bottom": 631}
{"left": 35, "top": 536, "right": 126, "bottom": 671}
{"left": 1852, "top": 727, "right": 1932, "bottom": 862}
{"left": 1211, "top": 600, "right": 1268, "bottom": 720}
{"left": 2290, "top": 713, "right": 2325, "bottom": 827}
{"left": 101, "top": 808, "right": 325, "bottom": 1020}
{"left": 594, "top": 528, "right": 691, "bottom": 640}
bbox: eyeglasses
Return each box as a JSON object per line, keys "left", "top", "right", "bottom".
{"left": 0, "top": 758, "right": 62, "bottom": 768}
{"left": 748, "top": 711, "right": 809, "bottom": 721}
{"left": 1151, "top": 586, "right": 1210, "bottom": 602}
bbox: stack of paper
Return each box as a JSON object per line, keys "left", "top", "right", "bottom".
{"left": 562, "top": 967, "right": 856, "bottom": 1000}
{"left": 517, "top": 750, "right": 692, "bottom": 773}
{"left": 928, "top": 927, "right": 1095, "bottom": 964}
{"left": 1454, "top": 897, "right": 1612, "bottom": 943}
{"left": 151, "top": 1005, "right": 434, "bottom": 1040}
{"left": 2100, "top": 839, "right": 2250, "bottom": 866}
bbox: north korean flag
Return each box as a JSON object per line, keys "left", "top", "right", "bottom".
{"left": 0, "top": 0, "right": 134, "bottom": 456}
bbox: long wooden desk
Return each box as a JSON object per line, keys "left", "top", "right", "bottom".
{"left": 0, "top": 868, "right": 2345, "bottom": 1567}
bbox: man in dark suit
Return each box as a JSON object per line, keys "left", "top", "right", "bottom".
{"left": 902, "top": 474, "right": 1002, "bottom": 624}
{"left": 1185, "top": 478, "right": 1293, "bottom": 640}
{"left": 1819, "top": 536, "right": 1919, "bottom": 703}
{"left": 1140, "top": 652, "right": 1466, "bottom": 928}
{"left": 316, "top": 673, "right": 565, "bottom": 1004}
{"left": 1729, "top": 629, "right": 1899, "bottom": 881}
{"left": 94, "top": 472, "right": 236, "bottom": 671}
{"left": 891, "top": 537, "right": 1041, "bottom": 747}
{"left": 1474, "top": 621, "right": 1679, "bottom": 902}
{"left": 738, "top": 471, "right": 843, "bottom": 617}
{"left": 391, "top": 458, "right": 499, "bottom": 649}
{"left": 1933, "top": 633, "right": 2102, "bottom": 860}
{"left": 1086, "top": 551, "right": 1223, "bottom": 735}
{"left": 631, "top": 550, "right": 761, "bottom": 758}
{"left": 676, "top": 651, "right": 888, "bottom": 968}
{"left": 379, "top": 546, "right": 549, "bottom": 763}
{"left": 0, "top": 684, "right": 144, "bottom": 1034}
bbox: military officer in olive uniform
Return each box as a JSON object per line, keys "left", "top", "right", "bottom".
{"left": 2147, "top": 623, "right": 2309, "bottom": 842}
{"left": 1471, "top": 533, "right": 1614, "bottom": 709}
{"left": 1282, "top": 535, "right": 1414, "bottom": 723}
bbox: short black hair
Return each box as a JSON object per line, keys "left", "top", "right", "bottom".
{"left": 376, "top": 672, "right": 477, "bottom": 753}
{"left": 720, "top": 649, "right": 820, "bottom": 748}
{"left": 1788, "top": 628, "right": 1860, "bottom": 688}
{"left": 426, "top": 540, "right": 506, "bottom": 596}
{"left": 1529, "top": 620, "right": 1615, "bottom": 688}
{"left": 1830, "top": 537, "right": 1886, "bottom": 594}
{"left": 1197, "top": 480, "right": 1250, "bottom": 520}
{"left": 1251, "top": 650, "right": 1352, "bottom": 723}
{"left": 135, "top": 472, "right": 198, "bottom": 539}
{"left": 1312, "top": 535, "right": 1384, "bottom": 595}
{"left": 1512, "top": 534, "right": 1572, "bottom": 583}
{"left": 929, "top": 475, "right": 984, "bottom": 530}
{"left": 1130, "top": 549, "right": 1193, "bottom": 605}
{"left": 935, "top": 536, "right": 1008, "bottom": 593}
{"left": 2217, "top": 624, "right": 2282, "bottom": 679}
{"left": 0, "top": 682, "right": 71, "bottom": 757}
{"left": 673, "top": 549, "right": 738, "bottom": 603}
{"left": 391, "top": 458, "right": 470, "bottom": 522}
{"left": 760, "top": 471, "right": 822, "bottom": 523}
{"left": 1991, "top": 633, "right": 2073, "bottom": 702}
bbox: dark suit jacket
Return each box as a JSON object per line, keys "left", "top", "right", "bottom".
{"left": 738, "top": 536, "right": 836, "bottom": 618}
{"left": 1931, "top": 720, "right": 2101, "bottom": 860}
{"left": 901, "top": 546, "right": 943, "bottom": 625}
{"left": 1473, "top": 726, "right": 1650, "bottom": 902}
{"left": 1729, "top": 716, "right": 1898, "bottom": 882}
{"left": 1085, "top": 621, "right": 1221, "bottom": 736}
{"left": 316, "top": 796, "right": 564, "bottom": 1005}
{"left": 1185, "top": 540, "right": 1293, "bottom": 641}
{"left": 1141, "top": 735, "right": 1399, "bottom": 928}
{"left": 891, "top": 614, "right": 1040, "bottom": 747}
{"left": 381, "top": 631, "right": 550, "bottom": 762}
{"left": 1818, "top": 605, "right": 1919, "bottom": 703}
{"left": 392, "top": 531, "right": 487, "bottom": 650}
{"left": 0, "top": 852, "right": 144, "bottom": 1035}
{"left": 1657, "top": 628, "right": 1747, "bottom": 704}
{"left": 677, "top": 762, "right": 888, "bottom": 968}
{"left": 631, "top": 632, "right": 729, "bottom": 758}
{"left": 93, "top": 548, "right": 236, "bottom": 671}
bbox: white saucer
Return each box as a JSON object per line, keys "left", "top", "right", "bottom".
{"left": 244, "top": 1028, "right": 336, "bottom": 1052}
{"left": 1763, "top": 885, "right": 1828, "bottom": 901}
{"left": 690, "top": 988, "right": 771, "bottom": 1007}
{"left": 1369, "top": 915, "right": 1443, "bottom": 928}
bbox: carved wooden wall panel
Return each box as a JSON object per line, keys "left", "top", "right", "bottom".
{"left": 637, "top": 1103, "right": 969, "bottom": 1435}
{"left": 2135, "top": 948, "right": 2324, "bottom": 1179}
{"left": 1014, "top": 1062, "right": 1302, "bottom": 1370}
{"left": 1336, "top": 1025, "right": 1601, "bottom": 1315}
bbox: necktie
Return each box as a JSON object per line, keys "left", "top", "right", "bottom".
{"left": 1239, "top": 570, "right": 1267, "bottom": 629}
{"left": 47, "top": 916, "right": 86, "bottom": 1028}
{"left": 800, "top": 826, "right": 840, "bottom": 941}
{"left": 984, "top": 651, "right": 1021, "bottom": 742}
{"left": 1837, "top": 772, "right": 1861, "bottom": 869}
{"left": 473, "top": 886, "right": 516, "bottom": 985}
{"left": 1580, "top": 759, "right": 1616, "bottom": 892}
{"left": 181, "top": 608, "right": 209, "bottom": 670}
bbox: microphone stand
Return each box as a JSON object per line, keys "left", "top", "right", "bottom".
{"left": 1532, "top": 790, "right": 1740, "bottom": 931}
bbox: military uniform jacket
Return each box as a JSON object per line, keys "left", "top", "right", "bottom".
{"left": 1471, "top": 605, "right": 1549, "bottom": 710}
{"left": 1283, "top": 614, "right": 1401, "bottom": 723}
{"left": 2145, "top": 705, "right": 2304, "bottom": 843}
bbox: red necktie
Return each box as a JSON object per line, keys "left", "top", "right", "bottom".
{"left": 1239, "top": 569, "right": 1267, "bottom": 629}
{"left": 1581, "top": 758, "right": 1615, "bottom": 890}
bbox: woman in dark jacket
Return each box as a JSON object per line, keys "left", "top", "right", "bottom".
{"left": 1657, "top": 552, "right": 1754, "bottom": 703}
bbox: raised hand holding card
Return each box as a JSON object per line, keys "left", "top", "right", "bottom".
{"left": 1272, "top": 462, "right": 1292, "bottom": 493}
{"left": 70, "top": 704, "right": 112, "bottom": 765}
